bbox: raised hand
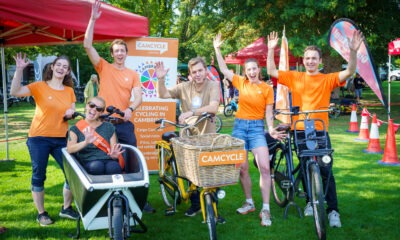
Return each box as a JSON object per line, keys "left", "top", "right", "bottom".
{"left": 83, "top": 127, "right": 97, "bottom": 144}
{"left": 267, "top": 31, "right": 279, "bottom": 49}
{"left": 91, "top": 0, "right": 102, "bottom": 21}
{"left": 349, "top": 30, "right": 364, "bottom": 52}
{"left": 109, "top": 143, "right": 124, "bottom": 159}
{"left": 213, "top": 32, "right": 224, "bottom": 49}
{"left": 13, "top": 52, "right": 30, "bottom": 70}
{"left": 154, "top": 61, "right": 169, "bottom": 80}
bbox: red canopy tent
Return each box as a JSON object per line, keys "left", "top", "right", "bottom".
{"left": 388, "top": 38, "right": 400, "bottom": 116}
{"left": 225, "top": 37, "right": 302, "bottom": 67}
{"left": 0, "top": 0, "right": 148, "bottom": 160}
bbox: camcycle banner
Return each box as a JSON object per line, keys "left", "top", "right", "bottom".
{"left": 328, "top": 18, "right": 388, "bottom": 111}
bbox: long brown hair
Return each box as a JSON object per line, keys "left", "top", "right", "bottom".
{"left": 43, "top": 55, "right": 74, "bottom": 88}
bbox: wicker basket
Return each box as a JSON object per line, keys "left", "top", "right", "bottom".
{"left": 170, "top": 133, "right": 245, "bottom": 187}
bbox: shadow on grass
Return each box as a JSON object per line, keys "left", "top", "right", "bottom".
{"left": 0, "top": 159, "right": 16, "bottom": 172}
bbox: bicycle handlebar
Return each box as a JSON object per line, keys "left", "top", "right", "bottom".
{"left": 274, "top": 106, "right": 334, "bottom": 119}
{"left": 63, "top": 112, "right": 85, "bottom": 121}
{"left": 154, "top": 112, "right": 214, "bottom": 130}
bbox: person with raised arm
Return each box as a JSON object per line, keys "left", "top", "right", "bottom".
{"left": 266, "top": 30, "right": 364, "bottom": 228}
{"left": 155, "top": 58, "right": 224, "bottom": 222}
{"left": 67, "top": 96, "right": 123, "bottom": 175}
{"left": 10, "top": 53, "right": 79, "bottom": 226}
{"left": 84, "top": 0, "right": 155, "bottom": 213}
{"left": 214, "top": 33, "right": 283, "bottom": 227}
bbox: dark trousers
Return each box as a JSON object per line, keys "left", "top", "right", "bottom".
{"left": 295, "top": 131, "right": 339, "bottom": 213}
{"left": 115, "top": 121, "right": 137, "bottom": 147}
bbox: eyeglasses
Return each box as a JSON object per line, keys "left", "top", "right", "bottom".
{"left": 87, "top": 102, "right": 104, "bottom": 112}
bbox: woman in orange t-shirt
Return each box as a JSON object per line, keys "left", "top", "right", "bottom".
{"left": 214, "top": 33, "right": 284, "bottom": 227}
{"left": 10, "top": 53, "right": 78, "bottom": 226}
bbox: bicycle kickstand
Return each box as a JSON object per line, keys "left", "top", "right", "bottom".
{"left": 284, "top": 201, "right": 303, "bottom": 219}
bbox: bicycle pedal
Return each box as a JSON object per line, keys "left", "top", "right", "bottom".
{"left": 164, "top": 208, "right": 176, "bottom": 216}
{"left": 280, "top": 180, "right": 292, "bottom": 189}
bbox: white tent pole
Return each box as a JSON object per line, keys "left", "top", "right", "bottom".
{"left": 388, "top": 55, "right": 391, "bottom": 119}
{"left": 1, "top": 47, "right": 11, "bottom": 160}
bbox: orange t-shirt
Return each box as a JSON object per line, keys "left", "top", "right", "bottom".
{"left": 278, "top": 71, "right": 345, "bottom": 131}
{"left": 232, "top": 75, "right": 274, "bottom": 120}
{"left": 95, "top": 58, "right": 141, "bottom": 110}
{"left": 27, "top": 81, "right": 76, "bottom": 137}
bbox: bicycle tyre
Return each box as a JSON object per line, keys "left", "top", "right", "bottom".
{"left": 159, "top": 156, "right": 179, "bottom": 208}
{"left": 112, "top": 198, "right": 124, "bottom": 240}
{"left": 223, "top": 105, "right": 233, "bottom": 117}
{"left": 205, "top": 193, "right": 217, "bottom": 240}
{"left": 270, "top": 145, "right": 290, "bottom": 208}
{"left": 215, "top": 116, "right": 222, "bottom": 133}
{"left": 309, "top": 163, "right": 326, "bottom": 240}
{"left": 28, "top": 96, "right": 36, "bottom": 106}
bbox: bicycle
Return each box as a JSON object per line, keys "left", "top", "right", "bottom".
{"left": 223, "top": 98, "right": 238, "bottom": 117}
{"left": 329, "top": 98, "right": 363, "bottom": 118}
{"left": 269, "top": 106, "right": 335, "bottom": 240}
{"left": 63, "top": 106, "right": 148, "bottom": 240}
{"left": 155, "top": 113, "right": 244, "bottom": 240}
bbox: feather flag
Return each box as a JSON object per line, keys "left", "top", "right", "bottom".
{"left": 275, "top": 26, "right": 291, "bottom": 123}
{"left": 328, "top": 18, "right": 387, "bottom": 112}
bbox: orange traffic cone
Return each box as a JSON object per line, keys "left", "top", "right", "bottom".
{"left": 346, "top": 104, "right": 359, "bottom": 133}
{"left": 378, "top": 119, "right": 400, "bottom": 165}
{"left": 355, "top": 108, "right": 369, "bottom": 142}
{"left": 363, "top": 114, "right": 383, "bottom": 154}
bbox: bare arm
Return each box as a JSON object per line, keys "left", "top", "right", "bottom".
{"left": 123, "top": 86, "right": 142, "bottom": 121}
{"left": 10, "top": 53, "right": 31, "bottom": 97}
{"left": 84, "top": 0, "right": 102, "bottom": 66}
{"left": 338, "top": 30, "right": 364, "bottom": 83}
{"left": 213, "top": 33, "right": 234, "bottom": 80}
{"left": 154, "top": 61, "right": 172, "bottom": 98}
{"left": 267, "top": 32, "right": 279, "bottom": 79}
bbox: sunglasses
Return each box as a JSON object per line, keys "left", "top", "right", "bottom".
{"left": 87, "top": 102, "right": 105, "bottom": 112}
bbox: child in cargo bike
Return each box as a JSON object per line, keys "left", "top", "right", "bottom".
{"left": 67, "top": 96, "right": 124, "bottom": 175}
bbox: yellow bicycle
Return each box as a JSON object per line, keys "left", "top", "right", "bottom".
{"left": 155, "top": 113, "right": 245, "bottom": 240}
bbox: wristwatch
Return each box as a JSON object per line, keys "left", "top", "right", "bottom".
{"left": 128, "top": 107, "right": 134, "bottom": 112}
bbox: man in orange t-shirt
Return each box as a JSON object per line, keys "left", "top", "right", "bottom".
{"left": 267, "top": 30, "right": 364, "bottom": 228}
{"left": 84, "top": 0, "right": 156, "bottom": 213}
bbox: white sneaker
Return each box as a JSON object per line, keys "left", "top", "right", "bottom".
{"left": 304, "top": 202, "right": 313, "bottom": 216}
{"left": 328, "top": 210, "right": 342, "bottom": 228}
{"left": 259, "top": 209, "right": 272, "bottom": 227}
{"left": 236, "top": 202, "right": 256, "bottom": 215}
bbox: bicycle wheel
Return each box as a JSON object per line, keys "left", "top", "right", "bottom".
{"left": 215, "top": 116, "right": 222, "bottom": 133}
{"left": 159, "top": 156, "right": 180, "bottom": 209}
{"left": 112, "top": 198, "right": 124, "bottom": 240}
{"left": 223, "top": 105, "right": 233, "bottom": 117}
{"left": 204, "top": 193, "right": 217, "bottom": 240}
{"left": 270, "top": 145, "right": 290, "bottom": 208}
{"left": 309, "top": 163, "right": 326, "bottom": 240}
{"left": 28, "top": 96, "right": 36, "bottom": 106}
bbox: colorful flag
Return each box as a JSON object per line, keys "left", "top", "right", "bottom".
{"left": 328, "top": 18, "right": 388, "bottom": 111}
{"left": 275, "top": 27, "right": 291, "bottom": 123}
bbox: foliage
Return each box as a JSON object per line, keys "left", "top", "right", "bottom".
{"left": 3, "top": 0, "right": 400, "bottom": 85}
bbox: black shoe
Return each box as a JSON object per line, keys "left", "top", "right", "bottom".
{"left": 143, "top": 202, "right": 156, "bottom": 213}
{"left": 59, "top": 206, "right": 79, "bottom": 220}
{"left": 37, "top": 211, "right": 54, "bottom": 226}
{"left": 217, "top": 215, "right": 226, "bottom": 224}
{"left": 185, "top": 205, "right": 201, "bottom": 217}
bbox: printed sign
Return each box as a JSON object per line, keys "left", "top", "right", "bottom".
{"left": 198, "top": 150, "right": 246, "bottom": 166}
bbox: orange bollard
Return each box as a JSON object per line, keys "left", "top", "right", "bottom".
{"left": 346, "top": 104, "right": 359, "bottom": 133}
{"left": 378, "top": 119, "right": 400, "bottom": 165}
{"left": 355, "top": 108, "right": 369, "bottom": 142}
{"left": 363, "top": 114, "right": 383, "bottom": 154}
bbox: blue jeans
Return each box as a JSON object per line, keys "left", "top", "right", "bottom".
{"left": 114, "top": 121, "right": 137, "bottom": 147}
{"left": 232, "top": 118, "right": 267, "bottom": 151}
{"left": 26, "top": 137, "right": 68, "bottom": 192}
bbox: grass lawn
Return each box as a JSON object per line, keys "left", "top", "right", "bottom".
{"left": 0, "top": 82, "right": 399, "bottom": 239}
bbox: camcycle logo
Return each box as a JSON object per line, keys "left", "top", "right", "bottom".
{"left": 135, "top": 61, "right": 159, "bottom": 99}
{"left": 198, "top": 150, "right": 246, "bottom": 166}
